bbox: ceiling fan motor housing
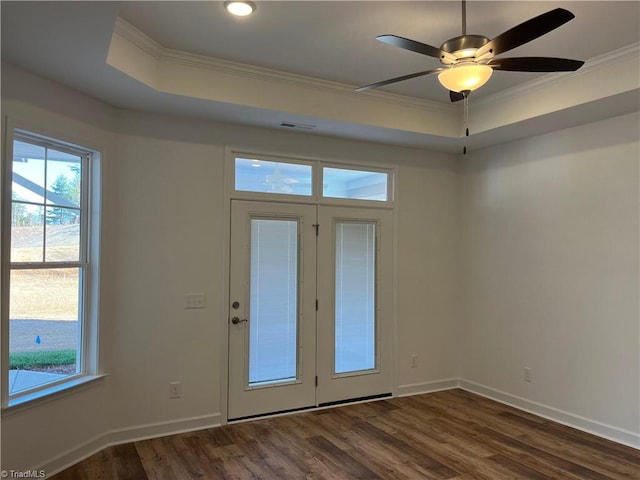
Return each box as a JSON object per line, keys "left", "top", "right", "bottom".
{"left": 440, "top": 35, "right": 490, "bottom": 64}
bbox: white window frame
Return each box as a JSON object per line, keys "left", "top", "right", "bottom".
{"left": 227, "top": 149, "right": 396, "bottom": 208}
{"left": 1, "top": 127, "right": 102, "bottom": 409}
{"left": 319, "top": 162, "right": 394, "bottom": 207}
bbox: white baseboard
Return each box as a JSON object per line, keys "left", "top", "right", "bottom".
{"left": 40, "top": 413, "right": 222, "bottom": 478}
{"left": 39, "top": 432, "right": 107, "bottom": 479}
{"left": 397, "top": 378, "right": 459, "bottom": 397}
{"left": 458, "top": 379, "right": 640, "bottom": 450}
{"left": 105, "top": 412, "right": 223, "bottom": 446}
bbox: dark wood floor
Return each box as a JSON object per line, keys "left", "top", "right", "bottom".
{"left": 50, "top": 389, "right": 639, "bottom": 479}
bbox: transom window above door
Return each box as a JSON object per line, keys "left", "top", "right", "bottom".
{"left": 231, "top": 153, "right": 394, "bottom": 205}
{"left": 323, "top": 167, "right": 388, "bottom": 201}
{"left": 235, "top": 158, "right": 313, "bottom": 196}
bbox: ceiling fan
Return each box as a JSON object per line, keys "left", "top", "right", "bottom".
{"left": 355, "top": 1, "right": 585, "bottom": 102}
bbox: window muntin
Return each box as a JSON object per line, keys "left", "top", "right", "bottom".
{"left": 5, "top": 132, "right": 92, "bottom": 401}
{"left": 235, "top": 157, "right": 313, "bottom": 196}
{"left": 323, "top": 167, "right": 388, "bottom": 201}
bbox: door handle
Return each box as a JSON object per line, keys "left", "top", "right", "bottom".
{"left": 231, "top": 316, "right": 247, "bottom": 325}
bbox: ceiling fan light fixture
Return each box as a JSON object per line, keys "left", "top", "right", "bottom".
{"left": 438, "top": 64, "right": 493, "bottom": 92}
{"left": 224, "top": 1, "right": 256, "bottom": 16}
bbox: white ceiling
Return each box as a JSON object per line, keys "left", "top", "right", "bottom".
{"left": 2, "top": 1, "right": 639, "bottom": 150}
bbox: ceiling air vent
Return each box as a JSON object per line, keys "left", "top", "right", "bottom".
{"left": 280, "top": 122, "right": 316, "bottom": 130}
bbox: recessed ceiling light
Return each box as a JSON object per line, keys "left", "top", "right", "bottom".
{"left": 225, "top": 1, "right": 256, "bottom": 16}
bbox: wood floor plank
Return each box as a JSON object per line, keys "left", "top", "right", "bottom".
{"left": 49, "top": 390, "right": 640, "bottom": 479}
{"left": 350, "top": 420, "right": 460, "bottom": 479}
{"left": 498, "top": 410, "right": 640, "bottom": 476}
{"left": 135, "top": 437, "right": 190, "bottom": 480}
{"left": 487, "top": 454, "right": 556, "bottom": 480}
{"left": 344, "top": 432, "right": 445, "bottom": 480}
{"left": 477, "top": 426, "right": 620, "bottom": 480}
{"left": 226, "top": 421, "right": 312, "bottom": 479}
{"left": 370, "top": 415, "right": 511, "bottom": 479}
{"left": 371, "top": 411, "right": 497, "bottom": 463}
{"left": 109, "top": 444, "right": 148, "bottom": 480}
{"left": 306, "top": 435, "right": 383, "bottom": 480}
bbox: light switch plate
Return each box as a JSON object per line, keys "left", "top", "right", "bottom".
{"left": 185, "top": 293, "right": 205, "bottom": 309}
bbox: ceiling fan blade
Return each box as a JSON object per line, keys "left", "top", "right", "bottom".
{"left": 450, "top": 90, "right": 465, "bottom": 102}
{"left": 376, "top": 34, "right": 453, "bottom": 62}
{"left": 476, "top": 8, "right": 575, "bottom": 58}
{"left": 355, "top": 69, "right": 442, "bottom": 92}
{"left": 488, "top": 57, "right": 584, "bottom": 72}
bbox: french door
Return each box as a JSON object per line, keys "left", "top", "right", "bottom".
{"left": 228, "top": 200, "right": 393, "bottom": 419}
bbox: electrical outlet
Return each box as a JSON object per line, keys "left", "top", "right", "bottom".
{"left": 169, "top": 381, "right": 182, "bottom": 398}
{"left": 185, "top": 293, "right": 205, "bottom": 309}
{"left": 524, "top": 367, "right": 532, "bottom": 383}
{"left": 410, "top": 354, "right": 418, "bottom": 368}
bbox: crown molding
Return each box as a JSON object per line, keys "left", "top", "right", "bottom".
{"left": 112, "top": 17, "right": 455, "bottom": 115}
{"left": 113, "top": 16, "right": 163, "bottom": 60}
{"left": 473, "top": 42, "right": 640, "bottom": 108}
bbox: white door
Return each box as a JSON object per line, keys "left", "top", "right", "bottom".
{"left": 228, "top": 201, "right": 317, "bottom": 420}
{"left": 228, "top": 201, "right": 393, "bottom": 419}
{"left": 316, "top": 206, "right": 393, "bottom": 405}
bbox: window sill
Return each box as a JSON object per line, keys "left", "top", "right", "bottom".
{"left": 2, "top": 374, "right": 108, "bottom": 416}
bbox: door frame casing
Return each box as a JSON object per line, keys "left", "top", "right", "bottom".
{"left": 220, "top": 146, "right": 399, "bottom": 424}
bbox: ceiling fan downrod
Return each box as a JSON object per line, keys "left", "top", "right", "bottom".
{"left": 461, "top": 0, "right": 467, "bottom": 36}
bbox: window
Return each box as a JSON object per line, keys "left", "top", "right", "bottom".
{"left": 3, "top": 130, "right": 99, "bottom": 404}
{"left": 231, "top": 153, "right": 394, "bottom": 205}
{"left": 323, "top": 167, "right": 388, "bottom": 201}
{"left": 235, "top": 157, "right": 313, "bottom": 196}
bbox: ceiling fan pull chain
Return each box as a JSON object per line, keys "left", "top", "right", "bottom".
{"left": 463, "top": 90, "right": 469, "bottom": 155}
{"left": 464, "top": 93, "right": 469, "bottom": 135}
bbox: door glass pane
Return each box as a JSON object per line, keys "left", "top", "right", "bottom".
{"left": 235, "top": 158, "right": 313, "bottom": 196}
{"left": 249, "top": 218, "right": 299, "bottom": 385}
{"left": 323, "top": 167, "right": 388, "bottom": 201}
{"left": 335, "top": 222, "right": 376, "bottom": 374}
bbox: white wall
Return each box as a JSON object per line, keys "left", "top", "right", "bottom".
{"left": 459, "top": 112, "right": 640, "bottom": 445}
{"left": 1, "top": 64, "right": 460, "bottom": 472}
{"left": 396, "top": 154, "right": 460, "bottom": 392}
